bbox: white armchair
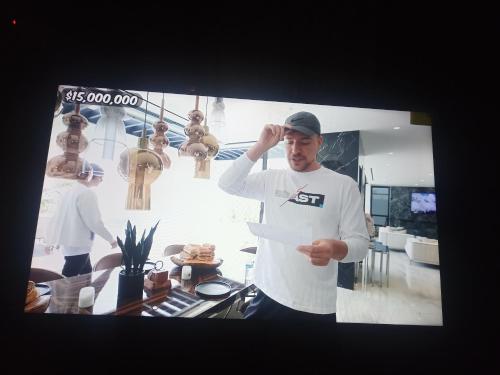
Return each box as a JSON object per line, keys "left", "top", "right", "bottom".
{"left": 405, "top": 238, "right": 439, "bottom": 265}
{"left": 377, "top": 226, "right": 403, "bottom": 245}
{"left": 377, "top": 226, "right": 411, "bottom": 249}
{"left": 386, "top": 232, "right": 415, "bottom": 250}
{"left": 377, "top": 226, "right": 390, "bottom": 245}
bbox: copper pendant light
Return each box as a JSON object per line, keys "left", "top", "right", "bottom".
{"left": 46, "top": 103, "right": 90, "bottom": 180}
{"left": 118, "top": 93, "right": 163, "bottom": 210}
{"left": 149, "top": 94, "right": 172, "bottom": 169}
{"left": 179, "top": 96, "right": 219, "bottom": 178}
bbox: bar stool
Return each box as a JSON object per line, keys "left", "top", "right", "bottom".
{"left": 368, "top": 241, "right": 390, "bottom": 287}
{"left": 355, "top": 252, "right": 370, "bottom": 289}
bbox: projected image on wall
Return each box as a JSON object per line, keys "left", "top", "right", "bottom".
{"left": 25, "top": 84, "right": 441, "bottom": 325}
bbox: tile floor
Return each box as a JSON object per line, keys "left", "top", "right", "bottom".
{"left": 337, "top": 250, "right": 443, "bottom": 325}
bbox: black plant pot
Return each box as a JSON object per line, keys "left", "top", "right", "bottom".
{"left": 117, "top": 269, "right": 145, "bottom": 306}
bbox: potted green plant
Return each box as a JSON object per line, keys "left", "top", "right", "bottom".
{"left": 116, "top": 220, "right": 159, "bottom": 304}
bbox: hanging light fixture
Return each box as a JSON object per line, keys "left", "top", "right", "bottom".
{"left": 196, "top": 97, "right": 219, "bottom": 178}
{"left": 149, "top": 93, "right": 172, "bottom": 169}
{"left": 178, "top": 95, "right": 219, "bottom": 178}
{"left": 46, "top": 103, "right": 91, "bottom": 180}
{"left": 92, "top": 105, "right": 127, "bottom": 160}
{"left": 118, "top": 92, "right": 163, "bottom": 210}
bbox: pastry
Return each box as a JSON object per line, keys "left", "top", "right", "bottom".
{"left": 25, "top": 281, "right": 39, "bottom": 305}
{"left": 180, "top": 243, "right": 215, "bottom": 262}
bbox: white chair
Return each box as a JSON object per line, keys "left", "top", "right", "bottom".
{"left": 163, "top": 244, "right": 184, "bottom": 257}
{"left": 386, "top": 232, "right": 415, "bottom": 250}
{"left": 29, "top": 268, "right": 64, "bottom": 283}
{"left": 405, "top": 238, "right": 439, "bottom": 265}
{"left": 377, "top": 227, "right": 389, "bottom": 245}
{"left": 377, "top": 226, "right": 407, "bottom": 247}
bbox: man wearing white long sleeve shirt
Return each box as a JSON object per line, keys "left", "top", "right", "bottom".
{"left": 218, "top": 112, "right": 369, "bottom": 320}
{"left": 46, "top": 163, "right": 117, "bottom": 277}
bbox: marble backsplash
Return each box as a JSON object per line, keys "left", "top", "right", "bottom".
{"left": 319, "top": 130, "right": 359, "bottom": 181}
{"left": 320, "top": 130, "right": 360, "bottom": 290}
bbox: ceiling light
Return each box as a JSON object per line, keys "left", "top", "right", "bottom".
{"left": 150, "top": 94, "right": 172, "bottom": 169}
{"left": 118, "top": 92, "right": 163, "bottom": 210}
{"left": 393, "top": 126, "right": 400, "bottom": 130}
{"left": 46, "top": 103, "right": 90, "bottom": 180}
{"left": 179, "top": 95, "right": 219, "bottom": 178}
{"left": 388, "top": 152, "right": 394, "bottom": 155}
{"left": 92, "top": 105, "right": 127, "bottom": 160}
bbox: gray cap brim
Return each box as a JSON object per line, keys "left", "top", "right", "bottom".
{"left": 283, "top": 124, "right": 317, "bottom": 136}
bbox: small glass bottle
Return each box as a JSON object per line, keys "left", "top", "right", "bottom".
{"left": 244, "top": 261, "right": 255, "bottom": 287}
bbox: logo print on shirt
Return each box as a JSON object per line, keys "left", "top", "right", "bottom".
{"left": 289, "top": 192, "right": 325, "bottom": 207}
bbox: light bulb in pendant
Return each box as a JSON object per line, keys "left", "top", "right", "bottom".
{"left": 90, "top": 106, "right": 127, "bottom": 160}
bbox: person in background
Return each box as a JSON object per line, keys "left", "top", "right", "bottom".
{"left": 218, "top": 111, "right": 369, "bottom": 320}
{"left": 46, "top": 163, "right": 117, "bottom": 277}
{"left": 364, "top": 213, "right": 375, "bottom": 239}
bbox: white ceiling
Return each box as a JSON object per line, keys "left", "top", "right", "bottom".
{"left": 135, "top": 90, "right": 435, "bottom": 188}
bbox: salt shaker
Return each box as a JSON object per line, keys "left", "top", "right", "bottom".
{"left": 78, "top": 286, "right": 95, "bottom": 308}
{"left": 181, "top": 265, "right": 192, "bottom": 290}
{"left": 181, "top": 265, "right": 192, "bottom": 280}
{"left": 244, "top": 261, "right": 255, "bottom": 287}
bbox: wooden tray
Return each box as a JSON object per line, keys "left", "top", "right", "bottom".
{"left": 170, "top": 255, "right": 223, "bottom": 268}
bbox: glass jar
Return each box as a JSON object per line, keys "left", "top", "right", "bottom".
{"left": 244, "top": 261, "right": 255, "bottom": 287}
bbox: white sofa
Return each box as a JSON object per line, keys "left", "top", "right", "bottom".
{"left": 405, "top": 237, "right": 439, "bottom": 266}
{"left": 377, "top": 227, "right": 415, "bottom": 250}
{"left": 377, "top": 226, "right": 402, "bottom": 245}
{"left": 387, "top": 232, "right": 415, "bottom": 250}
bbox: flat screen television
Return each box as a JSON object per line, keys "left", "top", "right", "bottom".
{"left": 411, "top": 192, "right": 436, "bottom": 214}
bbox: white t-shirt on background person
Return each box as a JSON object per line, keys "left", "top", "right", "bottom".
{"left": 46, "top": 183, "right": 114, "bottom": 257}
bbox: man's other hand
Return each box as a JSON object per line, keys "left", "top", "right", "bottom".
{"left": 297, "top": 239, "right": 348, "bottom": 266}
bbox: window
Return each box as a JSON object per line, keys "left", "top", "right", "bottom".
{"left": 31, "top": 132, "right": 261, "bottom": 278}
{"left": 371, "top": 186, "right": 390, "bottom": 229}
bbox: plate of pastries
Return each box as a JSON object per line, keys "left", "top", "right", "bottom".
{"left": 170, "top": 243, "right": 223, "bottom": 268}
{"left": 24, "top": 281, "right": 51, "bottom": 313}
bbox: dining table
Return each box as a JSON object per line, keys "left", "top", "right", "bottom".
{"left": 32, "top": 255, "right": 256, "bottom": 318}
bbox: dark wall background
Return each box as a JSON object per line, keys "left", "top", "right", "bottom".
{"left": 4, "top": 4, "right": 496, "bottom": 373}
{"left": 320, "top": 131, "right": 360, "bottom": 290}
{"left": 319, "top": 130, "right": 360, "bottom": 180}
{"left": 390, "top": 186, "right": 438, "bottom": 238}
